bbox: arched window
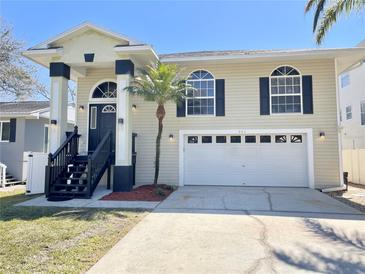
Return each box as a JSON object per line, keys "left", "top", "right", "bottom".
{"left": 270, "top": 66, "right": 302, "bottom": 114}
{"left": 186, "top": 70, "right": 215, "bottom": 115}
{"left": 92, "top": 82, "right": 117, "bottom": 98}
{"left": 101, "top": 105, "right": 116, "bottom": 113}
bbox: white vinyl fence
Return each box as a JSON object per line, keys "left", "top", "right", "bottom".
{"left": 0, "top": 162, "right": 7, "bottom": 188}
{"left": 25, "top": 152, "right": 48, "bottom": 194}
{"left": 342, "top": 149, "right": 365, "bottom": 185}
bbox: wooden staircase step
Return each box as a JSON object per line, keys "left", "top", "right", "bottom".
{"left": 50, "top": 190, "right": 89, "bottom": 196}
{"left": 60, "top": 177, "right": 87, "bottom": 181}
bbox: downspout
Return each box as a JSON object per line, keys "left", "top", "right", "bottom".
{"left": 322, "top": 58, "right": 346, "bottom": 193}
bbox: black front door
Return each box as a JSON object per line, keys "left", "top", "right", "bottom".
{"left": 88, "top": 104, "right": 116, "bottom": 154}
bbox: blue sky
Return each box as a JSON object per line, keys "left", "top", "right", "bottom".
{"left": 2, "top": 0, "right": 365, "bottom": 96}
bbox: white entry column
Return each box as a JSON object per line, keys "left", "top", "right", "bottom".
{"left": 114, "top": 59, "right": 134, "bottom": 191}
{"left": 49, "top": 62, "right": 70, "bottom": 153}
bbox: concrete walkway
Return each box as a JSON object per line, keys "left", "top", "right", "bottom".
{"left": 88, "top": 186, "right": 365, "bottom": 274}
{"left": 17, "top": 186, "right": 159, "bottom": 209}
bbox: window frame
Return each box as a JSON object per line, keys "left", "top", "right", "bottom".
{"left": 89, "top": 79, "right": 117, "bottom": 104}
{"left": 346, "top": 105, "right": 352, "bottom": 120}
{"left": 187, "top": 136, "right": 199, "bottom": 144}
{"left": 0, "top": 121, "right": 10, "bottom": 142}
{"left": 275, "top": 135, "right": 287, "bottom": 143}
{"left": 185, "top": 69, "right": 216, "bottom": 117}
{"left": 245, "top": 135, "right": 256, "bottom": 143}
{"left": 260, "top": 135, "right": 271, "bottom": 143}
{"left": 341, "top": 74, "right": 350, "bottom": 88}
{"left": 92, "top": 81, "right": 117, "bottom": 99}
{"left": 230, "top": 136, "right": 241, "bottom": 143}
{"left": 361, "top": 101, "right": 365, "bottom": 126}
{"left": 269, "top": 65, "right": 303, "bottom": 115}
{"left": 202, "top": 136, "right": 212, "bottom": 144}
{"left": 90, "top": 106, "right": 97, "bottom": 129}
{"left": 215, "top": 136, "right": 227, "bottom": 143}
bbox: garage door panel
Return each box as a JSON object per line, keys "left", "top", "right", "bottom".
{"left": 183, "top": 133, "right": 308, "bottom": 187}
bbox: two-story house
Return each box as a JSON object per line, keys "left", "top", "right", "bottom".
{"left": 340, "top": 39, "right": 365, "bottom": 185}
{"left": 22, "top": 22, "right": 365, "bottom": 199}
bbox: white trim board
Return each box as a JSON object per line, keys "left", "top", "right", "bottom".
{"left": 178, "top": 128, "right": 315, "bottom": 189}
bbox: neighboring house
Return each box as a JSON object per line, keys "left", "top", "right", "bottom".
{"left": 0, "top": 101, "right": 75, "bottom": 184}
{"left": 22, "top": 22, "right": 365, "bottom": 199}
{"left": 339, "top": 40, "right": 365, "bottom": 185}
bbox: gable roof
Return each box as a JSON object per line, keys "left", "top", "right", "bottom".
{"left": 0, "top": 101, "right": 50, "bottom": 116}
{"left": 30, "top": 22, "right": 142, "bottom": 50}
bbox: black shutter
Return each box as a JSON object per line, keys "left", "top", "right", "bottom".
{"left": 177, "top": 80, "right": 186, "bottom": 117}
{"left": 259, "top": 77, "right": 270, "bottom": 115}
{"left": 302, "top": 75, "right": 313, "bottom": 114}
{"left": 9, "top": 118, "right": 16, "bottom": 142}
{"left": 215, "top": 79, "right": 225, "bottom": 116}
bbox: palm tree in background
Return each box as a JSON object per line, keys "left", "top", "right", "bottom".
{"left": 305, "top": 0, "right": 365, "bottom": 44}
{"left": 125, "top": 63, "right": 188, "bottom": 186}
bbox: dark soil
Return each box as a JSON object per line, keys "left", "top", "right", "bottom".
{"left": 101, "top": 184, "right": 175, "bottom": 202}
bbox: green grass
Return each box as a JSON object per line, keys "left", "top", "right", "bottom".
{"left": 0, "top": 188, "right": 148, "bottom": 274}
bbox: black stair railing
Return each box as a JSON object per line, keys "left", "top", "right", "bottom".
{"left": 87, "top": 130, "right": 112, "bottom": 197}
{"left": 45, "top": 126, "right": 80, "bottom": 197}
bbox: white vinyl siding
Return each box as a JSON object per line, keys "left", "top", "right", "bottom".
{"left": 76, "top": 59, "right": 340, "bottom": 189}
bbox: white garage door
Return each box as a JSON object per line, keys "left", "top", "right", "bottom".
{"left": 183, "top": 133, "right": 308, "bottom": 187}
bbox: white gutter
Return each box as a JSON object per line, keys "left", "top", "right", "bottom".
{"left": 114, "top": 45, "right": 159, "bottom": 61}
{"left": 22, "top": 47, "right": 64, "bottom": 56}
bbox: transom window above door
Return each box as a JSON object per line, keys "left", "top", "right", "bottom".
{"left": 92, "top": 82, "right": 117, "bottom": 98}
{"left": 270, "top": 66, "right": 302, "bottom": 114}
{"left": 186, "top": 70, "right": 215, "bottom": 116}
{"left": 101, "top": 105, "right": 116, "bottom": 113}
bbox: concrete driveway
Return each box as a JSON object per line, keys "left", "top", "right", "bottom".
{"left": 88, "top": 187, "right": 365, "bottom": 274}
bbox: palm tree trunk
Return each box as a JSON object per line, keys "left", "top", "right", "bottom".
{"left": 154, "top": 105, "right": 165, "bottom": 186}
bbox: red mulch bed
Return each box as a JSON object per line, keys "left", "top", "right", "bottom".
{"left": 101, "top": 184, "right": 174, "bottom": 201}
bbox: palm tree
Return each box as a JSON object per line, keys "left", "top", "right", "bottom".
{"left": 125, "top": 62, "right": 188, "bottom": 186}
{"left": 305, "top": 0, "right": 365, "bottom": 44}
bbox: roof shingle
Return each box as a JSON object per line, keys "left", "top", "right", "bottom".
{"left": 0, "top": 101, "right": 49, "bottom": 116}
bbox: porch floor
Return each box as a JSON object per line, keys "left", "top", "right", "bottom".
{"left": 16, "top": 186, "right": 159, "bottom": 209}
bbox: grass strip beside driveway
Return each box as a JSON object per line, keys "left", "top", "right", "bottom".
{"left": 0, "top": 188, "right": 147, "bottom": 274}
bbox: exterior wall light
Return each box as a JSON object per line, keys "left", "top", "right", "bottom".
{"left": 50, "top": 119, "right": 57, "bottom": 125}
{"left": 132, "top": 104, "right": 137, "bottom": 111}
{"left": 319, "top": 132, "right": 325, "bottom": 140}
{"left": 169, "top": 134, "right": 174, "bottom": 141}
{"left": 79, "top": 105, "right": 85, "bottom": 111}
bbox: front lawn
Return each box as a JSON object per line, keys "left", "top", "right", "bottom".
{"left": 0, "top": 188, "right": 147, "bottom": 273}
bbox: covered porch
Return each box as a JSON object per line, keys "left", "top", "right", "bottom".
{"left": 22, "top": 23, "right": 158, "bottom": 199}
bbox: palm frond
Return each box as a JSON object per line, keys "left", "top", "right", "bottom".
{"left": 315, "top": 0, "right": 365, "bottom": 44}
{"left": 313, "top": 0, "right": 328, "bottom": 32}
{"left": 305, "top": 0, "right": 328, "bottom": 32}
{"left": 124, "top": 62, "right": 188, "bottom": 105}
{"left": 305, "top": 0, "right": 319, "bottom": 12}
